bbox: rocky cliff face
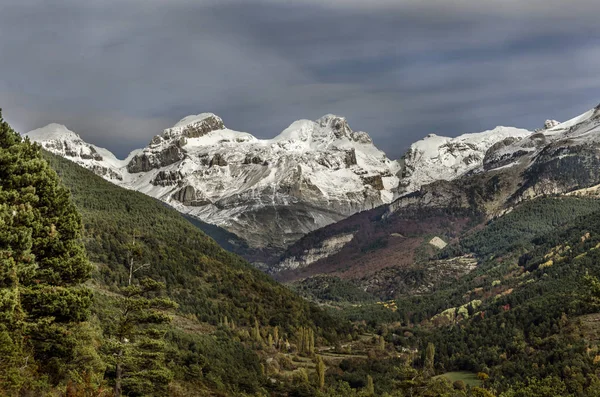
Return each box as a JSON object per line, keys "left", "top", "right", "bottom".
{"left": 277, "top": 233, "right": 355, "bottom": 272}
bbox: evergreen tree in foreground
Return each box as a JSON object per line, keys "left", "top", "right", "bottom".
{"left": 0, "top": 111, "right": 93, "bottom": 393}
{"left": 108, "top": 236, "right": 177, "bottom": 397}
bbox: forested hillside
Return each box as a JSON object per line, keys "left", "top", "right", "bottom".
{"left": 328, "top": 196, "right": 600, "bottom": 396}
{"left": 6, "top": 109, "right": 600, "bottom": 396}
{"left": 42, "top": 150, "right": 352, "bottom": 395}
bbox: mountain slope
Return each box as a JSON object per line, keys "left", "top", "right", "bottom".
{"left": 405, "top": 196, "right": 600, "bottom": 394}
{"left": 43, "top": 150, "right": 341, "bottom": 332}
{"left": 274, "top": 104, "right": 600, "bottom": 284}
{"left": 41, "top": 150, "right": 351, "bottom": 394}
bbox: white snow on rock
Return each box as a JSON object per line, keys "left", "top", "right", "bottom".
{"left": 25, "top": 124, "right": 126, "bottom": 181}
{"left": 544, "top": 119, "right": 561, "bottom": 129}
{"left": 399, "top": 126, "right": 532, "bottom": 194}
{"left": 483, "top": 104, "right": 600, "bottom": 173}
{"left": 31, "top": 108, "right": 567, "bottom": 251}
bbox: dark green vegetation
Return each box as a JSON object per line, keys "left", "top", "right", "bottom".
{"left": 42, "top": 149, "right": 352, "bottom": 395}
{"left": 0, "top": 112, "right": 94, "bottom": 395}
{"left": 291, "top": 276, "right": 377, "bottom": 303}
{"left": 441, "top": 196, "right": 600, "bottom": 259}
{"left": 321, "top": 196, "right": 600, "bottom": 396}
{"left": 416, "top": 198, "right": 600, "bottom": 395}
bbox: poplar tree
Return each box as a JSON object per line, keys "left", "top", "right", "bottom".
{"left": 273, "top": 326, "right": 279, "bottom": 349}
{"left": 366, "top": 374, "right": 375, "bottom": 395}
{"left": 253, "top": 318, "right": 262, "bottom": 343}
{"left": 315, "top": 356, "right": 325, "bottom": 390}
{"left": 308, "top": 328, "right": 315, "bottom": 355}
{"left": 424, "top": 342, "right": 436, "bottom": 378}
{"left": 0, "top": 111, "right": 93, "bottom": 390}
{"left": 296, "top": 326, "right": 315, "bottom": 355}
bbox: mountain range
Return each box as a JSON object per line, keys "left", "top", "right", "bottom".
{"left": 26, "top": 110, "right": 547, "bottom": 267}
{"left": 26, "top": 114, "right": 400, "bottom": 263}
{"left": 273, "top": 104, "right": 600, "bottom": 289}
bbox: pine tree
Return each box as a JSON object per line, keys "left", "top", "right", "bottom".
{"left": 0, "top": 111, "right": 93, "bottom": 390}
{"left": 111, "top": 277, "right": 177, "bottom": 397}
{"left": 110, "top": 240, "right": 177, "bottom": 397}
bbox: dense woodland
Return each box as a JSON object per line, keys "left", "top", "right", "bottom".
{"left": 4, "top": 110, "right": 600, "bottom": 396}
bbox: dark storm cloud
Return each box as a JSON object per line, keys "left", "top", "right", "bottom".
{"left": 1, "top": 0, "right": 600, "bottom": 158}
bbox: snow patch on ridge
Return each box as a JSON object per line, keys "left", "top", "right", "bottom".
{"left": 399, "top": 126, "right": 532, "bottom": 193}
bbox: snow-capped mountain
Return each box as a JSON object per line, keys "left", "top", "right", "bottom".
{"left": 124, "top": 113, "right": 402, "bottom": 250}
{"left": 26, "top": 123, "right": 133, "bottom": 181}
{"left": 398, "top": 126, "right": 531, "bottom": 194}
{"left": 273, "top": 104, "right": 600, "bottom": 276}
{"left": 27, "top": 114, "right": 401, "bottom": 252}
{"left": 387, "top": 104, "right": 600, "bottom": 216}
{"left": 30, "top": 109, "right": 555, "bottom": 262}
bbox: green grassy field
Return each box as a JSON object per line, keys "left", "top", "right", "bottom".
{"left": 434, "top": 372, "right": 481, "bottom": 387}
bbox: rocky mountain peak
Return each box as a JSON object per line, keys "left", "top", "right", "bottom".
{"left": 26, "top": 123, "right": 81, "bottom": 142}
{"left": 317, "top": 114, "right": 352, "bottom": 138}
{"left": 162, "top": 113, "right": 225, "bottom": 140}
{"left": 315, "top": 114, "right": 374, "bottom": 145}
{"left": 398, "top": 126, "right": 531, "bottom": 194}
{"left": 25, "top": 123, "right": 124, "bottom": 181}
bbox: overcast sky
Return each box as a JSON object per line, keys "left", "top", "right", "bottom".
{"left": 1, "top": 0, "right": 600, "bottom": 159}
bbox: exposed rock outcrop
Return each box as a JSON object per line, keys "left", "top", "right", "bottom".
{"left": 127, "top": 144, "right": 185, "bottom": 173}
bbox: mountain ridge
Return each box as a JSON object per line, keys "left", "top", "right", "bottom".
{"left": 26, "top": 111, "right": 540, "bottom": 263}
{"left": 272, "top": 104, "right": 600, "bottom": 278}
